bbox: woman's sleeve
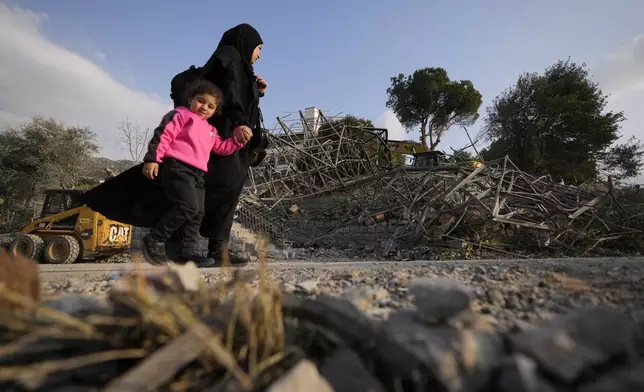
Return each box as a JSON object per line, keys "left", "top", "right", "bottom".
{"left": 201, "top": 55, "right": 249, "bottom": 129}
{"left": 248, "top": 126, "right": 263, "bottom": 150}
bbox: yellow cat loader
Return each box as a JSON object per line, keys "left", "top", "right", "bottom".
{"left": 6, "top": 189, "right": 132, "bottom": 264}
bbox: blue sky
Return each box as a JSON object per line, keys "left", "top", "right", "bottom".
{"left": 1, "top": 0, "right": 644, "bottom": 160}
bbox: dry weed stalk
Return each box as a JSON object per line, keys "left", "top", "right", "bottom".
{"left": 0, "top": 233, "right": 287, "bottom": 391}
{"left": 0, "top": 283, "right": 97, "bottom": 337}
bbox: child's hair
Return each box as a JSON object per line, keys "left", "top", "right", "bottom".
{"left": 185, "top": 79, "right": 223, "bottom": 114}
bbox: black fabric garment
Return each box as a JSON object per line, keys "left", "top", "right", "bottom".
{"left": 170, "top": 66, "right": 202, "bottom": 108}
{"left": 81, "top": 163, "right": 170, "bottom": 228}
{"left": 201, "top": 179, "right": 245, "bottom": 249}
{"left": 150, "top": 158, "right": 205, "bottom": 255}
{"left": 197, "top": 23, "right": 265, "bottom": 243}
{"left": 216, "top": 23, "right": 263, "bottom": 78}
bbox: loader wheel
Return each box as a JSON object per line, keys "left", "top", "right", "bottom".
{"left": 9, "top": 234, "right": 44, "bottom": 261}
{"left": 44, "top": 235, "right": 81, "bottom": 264}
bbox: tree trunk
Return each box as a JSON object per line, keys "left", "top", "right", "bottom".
{"left": 421, "top": 119, "right": 430, "bottom": 149}
{"left": 430, "top": 124, "right": 445, "bottom": 151}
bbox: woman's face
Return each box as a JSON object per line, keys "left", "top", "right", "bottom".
{"left": 251, "top": 44, "right": 262, "bottom": 64}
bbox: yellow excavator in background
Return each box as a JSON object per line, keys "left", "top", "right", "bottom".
{"left": 6, "top": 189, "right": 132, "bottom": 264}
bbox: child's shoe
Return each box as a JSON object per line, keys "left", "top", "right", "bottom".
{"left": 142, "top": 235, "right": 170, "bottom": 265}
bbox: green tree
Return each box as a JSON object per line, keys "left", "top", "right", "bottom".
{"left": 386, "top": 67, "right": 483, "bottom": 150}
{"left": 600, "top": 136, "right": 644, "bottom": 181}
{"left": 0, "top": 117, "right": 100, "bottom": 208}
{"left": 317, "top": 115, "right": 374, "bottom": 136}
{"left": 450, "top": 149, "right": 474, "bottom": 162}
{"left": 482, "top": 59, "right": 643, "bottom": 183}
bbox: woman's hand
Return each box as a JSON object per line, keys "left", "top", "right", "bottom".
{"left": 256, "top": 75, "right": 267, "bottom": 94}
{"left": 142, "top": 162, "right": 159, "bottom": 180}
{"left": 233, "top": 126, "right": 253, "bottom": 144}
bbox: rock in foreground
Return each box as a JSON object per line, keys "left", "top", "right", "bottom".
{"left": 0, "top": 255, "right": 643, "bottom": 391}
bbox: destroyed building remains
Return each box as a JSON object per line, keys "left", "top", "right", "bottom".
{"left": 235, "top": 108, "right": 644, "bottom": 256}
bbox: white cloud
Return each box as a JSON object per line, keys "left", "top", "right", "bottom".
{"left": 596, "top": 35, "right": 644, "bottom": 99}
{"left": 0, "top": 4, "right": 171, "bottom": 158}
{"left": 595, "top": 34, "right": 644, "bottom": 137}
{"left": 93, "top": 51, "right": 106, "bottom": 60}
{"left": 374, "top": 110, "right": 411, "bottom": 141}
{"left": 595, "top": 34, "right": 644, "bottom": 184}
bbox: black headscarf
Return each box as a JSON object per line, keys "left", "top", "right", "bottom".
{"left": 217, "top": 24, "right": 263, "bottom": 75}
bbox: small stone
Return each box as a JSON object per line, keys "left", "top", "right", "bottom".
{"left": 470, "top": 274, "right": 487, "bottom": 284}
{"left": 343, "top": 286, "right": 391, "bottom": 313}
{"left": 496, "top": 354, "right": 539, "bottom": 392}
{"left": 473, "top": 265, "right": 486, "bottom": 275}
{"left": 42, "top": 295, "right": 113, "bottom": 317}
{"left": 320, "top": 348, "right": 386, "bottom": 392}
{"left": 409, "top": 277, "right": 472, "bottom": 322}
{"left": 510, "top": 319, "right": 535, "bottom": 333}
{"left": 391, "top": 270, "right": 410, "bottom": 285}
{"left": 630, "top": 308, "right": 644, "bottom": 325}
{"left": 282, "top": 283, "right": 297, "bottom": 294}
{"left": 267, "top": 359, "right": 332, "bottom": 392}
{"left": 368, "top": 307, "right": 393, "bottom": 319}
{"left": 268, "top": 249, "right": 288, "bottom": 259}
{"left": 331, "top": 273, "right": 352, "bottom": 281}
{"left": 385, "top": 313, "right": 504, "bottom": 392}
{"left": 296, "top": 280, "right": 319, "bottom": 295}
{"left": 167, "top": 262, "right": 202, "bottom": 292}
{"left": 505, "top": 295, "right": 522, "bottom": 310}
{"left": 243, "top": 243, "right": 256, "bottom": 254}
{"left": 579, "top": 360, "right": 644, "bottom": 392}
{"left": 449, "top": 311, "right": 497, "bottom": 332}
{"left": 488, "top": 289, "right": 505, "bottom": 305}
{"left": 512, "top": 306, "right": 640, "bottom": 383}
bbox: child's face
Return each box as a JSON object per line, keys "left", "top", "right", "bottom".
{"left": 190, "top": 94, "right": 218, "bottom": 120}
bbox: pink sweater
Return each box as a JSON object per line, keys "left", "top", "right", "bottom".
{"left": 143, "top": 107, "right": 244, "bottom": 172}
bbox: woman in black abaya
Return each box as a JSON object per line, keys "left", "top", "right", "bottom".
{"left": 81, "top": 24, "right": 268, "bottom": 267}
{"left": 194, "top": 23, "right": 268, "bottom": 264}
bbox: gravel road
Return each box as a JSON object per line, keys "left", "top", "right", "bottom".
{"left": 40, "top": 256, "right": 644, "bottom": 332}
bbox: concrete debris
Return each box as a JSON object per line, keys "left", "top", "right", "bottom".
{"left": 235, "top": 111, "right": 644, "bottom": 257}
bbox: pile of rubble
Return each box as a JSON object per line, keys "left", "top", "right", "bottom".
{"left": 1, "top": 251, "right": 642, "bottom": 391}
{"left": 236, "top": 111, "right": 644, "bottom": 257}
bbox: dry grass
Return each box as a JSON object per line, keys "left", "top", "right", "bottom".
{"left": 0, "top": 235, "right": 287, "bottom": 391}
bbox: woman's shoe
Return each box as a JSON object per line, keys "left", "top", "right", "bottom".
{"left": 206, "top": 249, "right": 249, "bottom": 266}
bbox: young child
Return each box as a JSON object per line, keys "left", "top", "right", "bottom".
{"left": 141, "top": 79, "right": 251, "bottom": 265}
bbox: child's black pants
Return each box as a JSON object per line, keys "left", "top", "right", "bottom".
{"left": 150, "top": 158, "right": 205, "bottom": 255}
